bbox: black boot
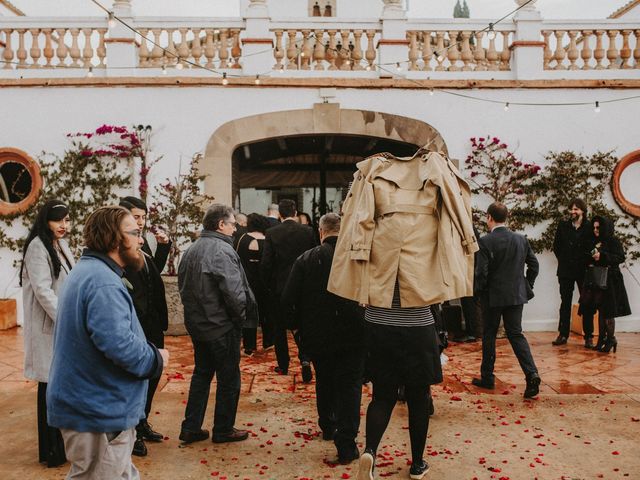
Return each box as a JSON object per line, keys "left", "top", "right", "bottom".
{"left": 138, "top": 419, "right": 164, "bottom": 442}
{"left": 132, "top": 433, "right": 147, "bottom": 457}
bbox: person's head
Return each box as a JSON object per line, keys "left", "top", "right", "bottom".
{"left": 592, "top": 215, "right": 613, "bottom": 240}
{"left": 298, "top": 212, "right": 312, "bottom": 225}
{"left": 119, "top": 196, "right": 148, "bottom": 231}
{"left": 486, "top": 202, "right": 508, "bottom": 230}
{"left": 246, "top": 213, "right": 270, "bottom": 234}
{"left": 203, "top": 204, "right": 236, "bottom": 236}
{"left": 267, "top": 203, "right": 279, "bottom": 217}
{"left": 279, "top": 199, "right": 297, "bottom": 220}
{"left": 236, "top": 213, "right": 248, "bottom": 228}
{"left": 21, "top": 199, "right": 70, "bottom": 283}
{"left": 84, "top": 206, "right": 144, "bottom": 270}
{"left": 319, "top": 213, "right": 340, "bottom": 242}
{"left": 568, "top": 198, "right": 587, "bottom": 223}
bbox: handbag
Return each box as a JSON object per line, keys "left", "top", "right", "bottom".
{"left": 584, "top": 265, "right": 608, "bottom": 290}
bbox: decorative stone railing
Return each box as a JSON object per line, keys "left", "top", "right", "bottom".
{"left": 541, "top": 21, "right": 640, "bottom": 70}
{"left": 135, "top": 19, "right": 245, "bottom": 70}
{"left": 269, "top": 20, "right": 381, "bottom": 71}
{"left": 405, "top": 22, "right": 515, "bottom": 72}
{"left": 0, "top": 19, "right": 107, "bottom": 69}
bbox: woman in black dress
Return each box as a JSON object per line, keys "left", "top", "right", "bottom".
{"left": 579, "top": 215, "right": 631, "bottom": 353}
{"left": 236, "top": 213, "right": 272, "bottom": 354}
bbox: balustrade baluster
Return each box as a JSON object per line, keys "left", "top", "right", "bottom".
{"left": 138, "top": 28, "right": 150, "bottom": 67}
{"left": 486, "top": 32, "right": 498, "bottom": 71}
{"left": 192, "top": 28, "right": 203, "bottom": 66}
{"left": 460, "top": 31, "right": 472, "bottom": 71}
{"left": 2, "top": 29, "right": 14, "bottom": 69}
{"left": 313, "top": 29, "right": 326, "bottom": 70}
{"left": 620, "top": 30, "right": 631, "bottom": 69}
{"left": 338, "top": 30, "right": 350, "bottom": 70}
{"left": 286, "top": 30, "right": 298, "bottom": 70}
{"left": 82, "top": 28, "right": 93, "bottom": 68}
{"left": 177, "top": 28, "right": 189, "bottom": 68}
{"left": 567, "top": 30, "right": 579, "bottom": 70}
{"left": 447, "top": 31, "right": 460, "bottom": 71}
{"left": 407, "top": 31, "right": 418, "bottom": 71}
{"left": 203, "top": 29, "right": 215, "bottom": 68}
{"left": 150, "top": 29, "right": 164, "bottom": 67}
{"left": 165, "top": 29, "right": 178, "bottom": 66}
{"left": 300, "top": 30, "right": 312, "bottom": 70}
{"left": 606, "top": 30, "right": 619, "bottom": 69}
{"left": 634, "top": 30, "right": 640, "bottom": 68}
{"left": 364, "top": 30, "right": 376, "bottom": 71}
{"left": 473, "top": 31, "right": 486, "bottom": 71}
{"left": 55, "top": 28, "right": 68, "bottom": 67}
{"left": 421, "top": 31, "right": 433, "bottom": 71}
{"left": 43, "top": 29, "right": 54, "bottom": 67}
{"left": 231, "top": 29, "right": 242, "bottom": 69}
{"left": 29, "top": 29, "right": 41, "bottom": 68}
{"left": 593, "top": 30, "right": 605, "bottom": 69}
{"left": 553, "top": 30, "right": 566, "bottom": 70}
{"left": 16, "top": 29, "right": 27, "bottom": 68}
{"left": 97, "top": 29, "right": 107, "bottom": 67}
{"left": 327, "top": 30, "right": 338, "bottom": 70}
{"left": 219, "top": 30, "right": 229, "bottom": 69}
{"left": 273, "top": 29, "right": 284, "bottom": 70}
{"left": 542, "top": 30, "right": 552, "bottom": 70}
{"left": 580, "top": 30, "right": 593, "bottom": 70}
{"left": 500, "top": 31, "right": 510, "bottom": 70}
{"left": 434, "top": 31, "right": 445, "bottom": 71}
{"left": 352, "top": 29, "right": 363, "bottom": 70}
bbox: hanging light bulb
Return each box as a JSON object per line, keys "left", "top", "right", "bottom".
{"left": 107, "top": 12, "right": 116, "bottom": 29}
{"left": 86, "top": 66, "right": 94, "bottom": 78}
{"left": 487, "top": 23, "right": 496, "bottom": 41}
{"left": 594, "top": 101, "right": 600, "bottom": 113}
{"left": 254, "top": 75, "right": 260, "bottom": 85}
{"left": 161, "top": 65, "right": 167, "bottom": 75}
{"left": 503, "top": 102, "right": 510, "bottom": 112}
{"left": 429, "top": 88, "right": 434, "bottom": 96}
{"left": 436, "top": 54, "right": 444, "bottom": 63}
{"left": 278, "top": 64, "right": 285, "bottom": 73}
{"left": 365, "top": 64, "right": 372, "bottom": 71}
{"left": 175, "top": 58, "right": 183, "bottom": 70}
{"left": 396, "top": 62, "right": 402, "bottom": 71}
{"left": 222, "top": 72, "right": 228, "bottom": 85}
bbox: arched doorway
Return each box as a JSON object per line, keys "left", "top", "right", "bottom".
{"left": 202, "top": 104, "right": 448, "bottom": 208}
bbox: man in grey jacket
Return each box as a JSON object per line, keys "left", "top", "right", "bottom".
{"left": 178, "top": 204, "right": 257, "bottom": 444}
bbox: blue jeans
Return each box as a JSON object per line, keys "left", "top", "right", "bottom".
{"left": 181, "top": 329, "right": 241, "bottom": 435}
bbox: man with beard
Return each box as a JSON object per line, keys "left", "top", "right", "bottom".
{"left": 119, "top": 196, "right": 171, "bottom": 456}
{"left": 47, "top": 206, "right": 169, "bottom": 480}
{"left": 552, "top": 198, "right": 594, "bottom": 347}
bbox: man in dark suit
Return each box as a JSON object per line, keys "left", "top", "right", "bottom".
{"left": 471, "top": 202, "right": 541, "bottom": 399}
{"left": 265, "top": 203, "right": 280, "bottom": 228}
{"left": 261, "top": 199, "right": 316, "bottom": 380}
{"left": 120, "top": 196, "right": 171, "bottom": 456}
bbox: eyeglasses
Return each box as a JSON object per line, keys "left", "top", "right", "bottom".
{"left": 123, "top": 229, "right": 143, "bottom": 238}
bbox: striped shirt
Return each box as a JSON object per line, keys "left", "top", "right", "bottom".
{"left": 365, "top": 281, "right": 434, "bottom": 327}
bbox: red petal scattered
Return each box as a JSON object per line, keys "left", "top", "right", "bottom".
{"left": 341, "top": 474, "right": 351, "bottom": 479}
{"left": 612, "top": 451, "right": 620, "bottom": 455}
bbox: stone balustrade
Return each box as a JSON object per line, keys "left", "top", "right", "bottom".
{"left": 406, "top": 22, "right": 514, "bottom": 72}
{"left": 542, "top": 21, "right": 640, "bottom": 70}
{"left": 135, "top": 19, "right": 245, "bottom": 69}
{"left": 0, "top": 20, "right": 107, "bottom": 69}
{"left": 270, "top": 20, "right": 381, "bottom": 71}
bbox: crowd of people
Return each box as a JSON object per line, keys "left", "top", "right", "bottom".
{"left": 21, "top": 183, "right": 631, "bottom": 479}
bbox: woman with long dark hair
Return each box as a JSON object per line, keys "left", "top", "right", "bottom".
{"left": 21, "top": 199, "right": 74, "bottom": 467}
{"left": 579, "top": 215, "right": 631, "bottom": 353}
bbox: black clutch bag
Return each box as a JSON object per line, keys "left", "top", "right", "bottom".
{"left": 584, "top": 265, "right": 608, "bottom": 290}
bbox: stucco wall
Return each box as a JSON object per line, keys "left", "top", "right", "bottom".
{"left": 1, "top": 84, "right": 638, "bottom": 330}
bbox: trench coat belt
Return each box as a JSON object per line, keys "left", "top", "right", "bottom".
{"left": 376, "top": 204, "right": 435, "bottom": 218}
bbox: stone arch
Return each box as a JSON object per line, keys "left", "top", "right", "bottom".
{"left": 202, "top": 103, "right": 448, "bottom": 205}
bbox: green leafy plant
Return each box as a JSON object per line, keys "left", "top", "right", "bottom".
{"left": 148, "top": 153, "right": 215, "bottom": 275}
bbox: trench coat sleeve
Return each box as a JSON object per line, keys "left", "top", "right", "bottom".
{"left": 525, "top": 239, "right": 539, "bottom": 288}
{"left": 24, "top": 240, "right": 58, "bottom": 321}
{"left": 432, "top": 155, "right": 479, "bottom": 255}
{"left": 347, "top": 171, "right": 376, "bottom": 261}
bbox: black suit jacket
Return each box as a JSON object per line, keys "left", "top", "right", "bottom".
{"left": 124, "top": 238, "right": 170, "bottom": 344}
{"left": 261, "top": 219, "right": 316, "bottom": 295}
{"left": 553, "top": 219, "right": 592, "bottom": 278}
{"left": 474, "top": 226, "right": 539, "bottom": 307}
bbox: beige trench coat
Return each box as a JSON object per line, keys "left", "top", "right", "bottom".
{"left": 328, "top": 148, "right": 478, "bottom": 308}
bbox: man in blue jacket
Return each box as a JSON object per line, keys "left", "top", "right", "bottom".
{"left": 47, "top": 206, "right": 168, "bottom": 480}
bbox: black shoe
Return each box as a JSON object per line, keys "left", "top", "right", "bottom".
{"left": 322, "top": 428, "right": 336, "bottom": 441}
{"left": 584, "top": 337, "right": 594, "bottom": 349}
{"left": 132, "top": 437, "right": 147, "bottom": 457}
{"left": 212, "top": 427, "right": 249, "bottom": 443}
{"left": 524, "top": 373, "right": 541, "bottom": 399}
{"left": 334, "top": 445, "right": 360, "bottom": 465}
{"left": 179, "top": 429, "right": 209, "bottom": 444}
{"left": 138, "top": 420, "right": 164, "bottom": 442}
{"left": 471, "top": 377, "right": 495, "bottom": 390}
{"left": 274, "top": 366, "right": 288, "bottom": 375}
{"left": 409, "top": 459, "right": 430, "bottom": 479}
{"left": 552, "top": 335, "right": 568, "bottom": 346}
{"left": 301, "top": 362, "right": 313, "bottom": 383}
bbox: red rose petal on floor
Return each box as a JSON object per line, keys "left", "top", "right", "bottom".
{"left": 450, "top": 395, "right": 462, "bottom": 401}
{"left": 341, "top": 474, "right": 351, "bottom": 479}
{"left": 200, "top": 459, "right": 208, "bottom": 464}
{"left": 612, "top": 451, "right": 620, "bottom": 455}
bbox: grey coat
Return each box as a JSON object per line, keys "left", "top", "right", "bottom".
{"left": 22, "top": 237, "right": 74, "bottom": 382}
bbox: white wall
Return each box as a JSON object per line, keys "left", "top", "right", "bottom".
{"left": 1, "top": 84, "right": 639, "bottom": 330}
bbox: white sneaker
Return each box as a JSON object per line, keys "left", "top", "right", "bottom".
{"left": 357, "top": 452, "right": 375, "bottom": 480}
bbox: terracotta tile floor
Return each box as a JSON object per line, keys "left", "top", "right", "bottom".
{"left": 1, "top": 327, "right": 639, "bottom": 479}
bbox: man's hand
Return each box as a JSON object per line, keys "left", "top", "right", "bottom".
{"left": 154, "top": 229, "right": 170, "bottom": 244}
{"left": 159, "top": 348, "right": 170, "bottom": 367}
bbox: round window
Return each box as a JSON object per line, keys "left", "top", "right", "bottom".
{"left": 0, "top": 148, "right": 43, "bottom": 216}
{"left": 612, "top": 150, "right": 640, "bottom": 218}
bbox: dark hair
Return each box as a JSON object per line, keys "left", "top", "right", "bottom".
{"left": 20, "top": 199, "right": 69, "bottom": 285}
{"left": 203, "top": 204, "right": 235, "bottom": 231}
{"left": 279, "top": 199, "right": 296, "bottom": 219}
{"left": 120, "top": 196, "right": 148, "bottom": 212}
{"left": 319, "top": 213, "right": 340, "bottom": 233}
{"left": 298, "top": 212, "right": 312, "bottom": 225}
{"left": 487, "top": 202, "right": 509, "bottom": 223}
{"left": 568, "top": 198, "right": 587, "bottom": 214}
{"left": 247, "top": 213, "right": 270, "bottom": 234}
{"left": 591, "top": 215, "right": 614, "bottom": 240}
{"left": 83, "top": 206, "right": 130, "bottom": 253}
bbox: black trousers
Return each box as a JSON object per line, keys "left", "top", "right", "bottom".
{"left": 37, "top": 382, "right": 66, "bottom": 467}
{"left": 311, "top": 349, "right": 365, "bottom": 455}
{"left": 271, "top": 296, "right": 308, "bottom": 371}
{"left": 181, "top": 329, "right": 241, "bottom": 435}
{"left": 460, "top": 296, "right": 479, "bottom": 337}
{"left": 143, "top": 333, "right": 164, "bottom": 420}
{"left": 480, "top": 304, "right": 538, "bottom": 381}
{"left": 558, "top": 275, "right": 594, "bottom": 338}
{"left": 243, "top": 290, "right": 273, "bottom": 351}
